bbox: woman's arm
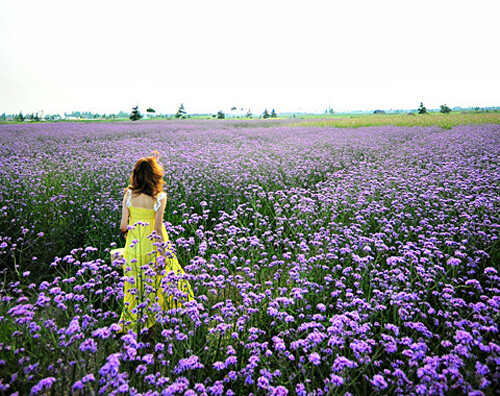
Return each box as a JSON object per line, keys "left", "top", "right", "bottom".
{"left": 119, "top": 190, "right": 130, "bottom": 233}
{"left": 154, "top": 195, "right": 167, "bottom": 254}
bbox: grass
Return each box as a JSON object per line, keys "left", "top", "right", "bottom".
{"left": 292, "top": 111, "right": 500, "bottom": 129}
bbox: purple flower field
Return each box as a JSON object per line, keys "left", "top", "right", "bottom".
{"left": 0, "top": 120, "right": 499, "bottom": 395}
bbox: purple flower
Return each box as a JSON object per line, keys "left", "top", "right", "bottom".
{"left": 175, "top": 355, "right": 204, "bottom": 374}
{"left": 273, "top": 336, "right": 286, "bottom": 351}
{"left": 370, "top": 374, "right": 388, "bottom": 389}
{"left": 99, "top": 353, "right": 121, "bottom": 377}
{"left": 296, "top": 383, "right": 307, "bottom": 396}
{"left": 257, "top": 376, "right": 270, "bottom": 389}
{"left": 447, "top": 257, "right": 461, "bottom": 266}
{"left": 308, "top": 352, "right": 321, "bottom": 365}
{"left": 208, "top": 381, "right": 224, "bottom": 395}
{"left": 30, "top": 377, "right": 56, "bottom": 394}
{"left": 225, "top": 355, "right": 237, "bottom": 367}
{"left": 272, "top": 385, "right": 289, "bottom": 395}
{"left": 330, "top": 374, "right": 344, "bottom": 386}
{"left": 455, "top": 330, "right": 473, "bottom": 345}
{"left": 79, "top": 338, "right": 97, "bottom": 353}
{"left": 72, "top": 381, "right": 84, "bottom": 392}
{"left": 81, "top": 374, "right": 95, "bottom": 383}
{"left": 142, "top": 354, "right": 154, "bottom": 365}
{"left": 65, "top": 316, "right": 80, "bottom": 335}
{"left": 213, "top": 361, "right": 225, "bottom": 370}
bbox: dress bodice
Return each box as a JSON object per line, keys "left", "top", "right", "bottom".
{"left": 126, "top": 190, "right": 167, "bottom": 213}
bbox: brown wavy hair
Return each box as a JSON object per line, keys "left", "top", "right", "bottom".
{"left": 127, "top": 151, "right": 165, "bottom": 198}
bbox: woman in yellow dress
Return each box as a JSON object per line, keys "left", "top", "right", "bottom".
{"left": 117, "top": 151, "right": 193, "bottom": 333}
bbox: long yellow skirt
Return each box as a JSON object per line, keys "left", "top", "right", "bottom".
{"left": 113, "top": 206, "right": 194, "bottom": 333}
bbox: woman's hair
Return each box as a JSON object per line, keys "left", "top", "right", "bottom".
{"left": 127, "top": 150, "right": 165, "bottom": 198}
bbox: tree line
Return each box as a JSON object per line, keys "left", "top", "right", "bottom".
{"left": 129, "top": 104, "right": 278, "bottom": 121}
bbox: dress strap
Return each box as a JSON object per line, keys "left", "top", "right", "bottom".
{"left": 154, "top": 192, "right": 167, "bottom": 212}
{"left": 126, "top": 189, "right": 132, "bottom": 208}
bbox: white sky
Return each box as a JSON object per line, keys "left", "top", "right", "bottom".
{"left": 0, "top": 0, "right": 499, "bottom": 115}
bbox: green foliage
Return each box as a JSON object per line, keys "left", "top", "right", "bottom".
{"left": 418, "top": 102, "right": 427, "bottom": 115}
{"left": 440, "top": 104, "right": 452, "bottom": 114}
{"left": 129, "top": 106, "right": 143, "bottom": 121}
{"left": 217, "top": 111, "right": 225, "bottom": 119}
{"left": 146, "top": 108, "right": 155, "bottom": 113}
{"left": 175, "top": 104, "right": 186, "bottom": 119}
{"left": 246, "top": 109, "right": 252, "bottom": 118}
{"left": 14, "top": 112, "right": 25, "bottom": 122}
{"left": 271, "top": 109, "right": 277, "bottom": 118}
{"left": 263, "top": 109, "right": 270, "bottom": 119}
{"left": 296, "top": 112, "right": 500, "bottom": 129}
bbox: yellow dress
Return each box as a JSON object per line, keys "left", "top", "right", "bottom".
{"left": 118, "top": 191, "right": 194, "bottom": 332}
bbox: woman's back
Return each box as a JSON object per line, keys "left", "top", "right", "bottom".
{"left": 129, "top": 192, "right": 156, "bottom": 210}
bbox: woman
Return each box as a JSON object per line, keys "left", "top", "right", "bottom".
{"left": 117, "top": 151, "right": 193, "bottom": 333}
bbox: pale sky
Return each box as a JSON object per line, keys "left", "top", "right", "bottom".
{"left": 1, "top": 0, "right": 499, "bottom": 115}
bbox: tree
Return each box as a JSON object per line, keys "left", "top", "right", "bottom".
{"left": 217, "top": 111, "right": 225, "bottom": 119}
{"left": 146, "top": 108, "right": 156, "bottom": 118}
{"left": 231, "top": 107, "right": 237, "bottom": 111}
{"left": 246, "top": 109, "right": 252, "bottom": 118}
{"left": 129, "top": 106, "right": 142, "bottom": 121}
{"left": 418, "top": 102, "right": 427, "bottom": 115}
{"left": 440, "top": 104, "right": 452, "bottom": 114}
{"left": 175, "top": 103, "right": 186, "bottom": 119}
{"left": 271, "top": 109, "right": 277, "bottom": 118}
{"left": 263, "top": 109, "right": 270, "bottom": 119}
{"left": 14, "top": 112, "right": 24, "bottom": 122}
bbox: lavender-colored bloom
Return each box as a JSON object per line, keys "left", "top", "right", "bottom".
{"left": 272, "top": 385, "right": 289, "bottom": 395}
{"left": 455, "top": 330, "right": 474, "bottom": 345}
{"left": 225, "top": 355, "right": 237, "bottom": 367}
{"left": 30, "top": 377, "right": 56, "bottom": 394}
{"left": 213, "top": 361, "right": 225, "bottom": 370}
{"left": 330, "top": 374, "right": 344, "bottom": 386}
{"left": 72, "top": 381, "right": 84, "bottom": 392}
{"left": 257, "top": 376, "right": 270, "bottom": 389}
{"left": 296, "top": 383, "right": 307, "bottom": 396}
{"left": 79, "top": 338, "right": 97, "bottom": 353}
{"left": 208, "top": 381, "right": 224, "bottom": 395}
{"left": 370, "top": 374, "right": 388, "bottom": 389}
{"left": 99, "top": 353, "right": 121, "bottom": 377}
{"left": 309, "top": 352, "right": 321, "bottom": 365}
{"left": 175, "top": 355, "right": 204, "bottom": 374}
{"left": 65, "top": 316, "right": 80, "bottom": 335}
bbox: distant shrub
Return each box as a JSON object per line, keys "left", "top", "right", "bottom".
{"left": 14, "top": 112, "right": 25, "bottom": 122}
{"left": 263, "top": 109, "right": 270, "bottom": 119}
{"left": 175, "top": 104, "right": 186, "bottom": 119}
{"left": 129, "top": 106, "right": 143, "bottom": 121}
{"left": 217, "top": 111, "right": 225, "bottom": 119}
{"left": 418, "top": 102, "right": 427, "bottom": 115}
{"left": 440, "top": 104, "right": 452, "bottom": 114}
